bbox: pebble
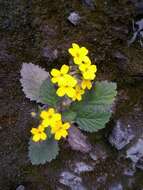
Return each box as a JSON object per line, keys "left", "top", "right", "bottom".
{"left": 123, "top": 165, "right": 136, "bottom": 176}
{"left": 82, "top": 0, "right": 95, "bottom": 9}
{"left": 126, "top": 137, "right": 143, "bottom": 163}
{"left": 42, "top": 47, "right": 58, "bottom": 61}
{"left": 74, "top": 162, "right": 94, "bottom": 174}
{"left": 108, "top": 183, "right": 123, "bottom": 190}
{"left": 68, "top": 126, "right": 92, "bottom": 153}
{"left": 59, "top": 171, "right": 86, "bottom": 190}
{"left": 90, "top": 143, "right": 108, "bottom": 161}
{"left": 68, "top": 12, "right": 80, "bottom": 26}
{"left": 109, "top": 120, "right": 134, "bottom": 150}
{"left": 16, "top": 185, "right": 25, "bottom": 190}
{"left": 136, "top": 157, "right": 143, "bottom": 170}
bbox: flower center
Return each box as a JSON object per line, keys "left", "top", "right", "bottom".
{"left": 48, "top": 115, "right": 52, "bottom": 119}
{"left": 76, "top": 53, "right": 80, "bottom": 58}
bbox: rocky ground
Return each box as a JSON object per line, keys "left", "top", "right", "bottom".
{"left": 0, "top": 0, "right": 143, "bottom": 189}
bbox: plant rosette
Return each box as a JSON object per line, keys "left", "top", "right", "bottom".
{"left": 20, "top": 43, "right": 117, "bottom": 165}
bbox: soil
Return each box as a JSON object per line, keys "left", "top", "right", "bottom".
{"left": 0, "top": 0, "right": 143, "bottom": 189}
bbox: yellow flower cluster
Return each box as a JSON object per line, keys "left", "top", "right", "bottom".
{"left": 50, "top": 43, "right": 97, "bottom": 102}
{"left": 31, "top": 108, "right": 70, "bottom": 142}
{"left": 69, "top": 43, "right": 97, "bottom": 82}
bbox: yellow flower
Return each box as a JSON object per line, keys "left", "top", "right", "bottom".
{"left": 80, "top": 56, "right": 91, "bottom": 65}
{"left": 51, "top": 120, "right": 70, "bottom": 140}
{"left": 40, "top": 108, "right": 61, "bottom": 127}
{"left": 31, "top": 125, "right": 47, "bottom": 142}
{"left": 51, "top": 64, "right": 70, "bottom": 85}
{"left": 72, "top": 85, "right": 85, "bottom": 101}
{"left": 68, "top": 43, "right": 88, "bottom": 65}
{"left": 81, "top": 79, "right": 92, "bottom": 90}
{"left": 56, "top": 75, "right": 77, "bottom": 98}
{"left": 79, "top": 64, "right": 97, "bottom": 80}
{"left": 31, "top": 111, "right": 36, "bottom": 117}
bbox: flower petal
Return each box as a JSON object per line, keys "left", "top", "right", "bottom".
{"left": 63, "top": 122, "right": 70, "bottom": 130}
{"left": 41, "top": 119, "right": 50, "bottom": 127}
{"left": 87, "top": 81, "right": 92, "bottom": 89}
{"left": 80, "top": 47, "right": 88, "bottom": 56}
{"left": 61, "top": 65, "right": 69, "bottom": 74}
{"left": 32, "top": 134, "right": 40, "bottom": 142}
{"left": 81, "top": 80, "right": 92, "bottom": 90}
{"left": 54, "top": 113, "right": 62, "bottom": 121}
{"left": 68, "top": 48, "right": 76, "bottom": 56}
{"left": 79, "top": 64, "right": 86, "bottom": 72}
{"left": 40, "top": 132, "right": 47, "bottom": 140}
{"left": 77, "top": 94, "right": 82, "bottom": 101}
{"left": 90, "top": 65, "right": 97, "bottom": 72}
{"left": 48, "top": 108, "right": 55, "bottom": 115}
{"left": 51, "top": 77, "right": 58, "bottom": 83}
{"left": 61, "top": 130, "right": 68, "bottom": 138}
{"left": 38, "top": 124, "right": 45, "bottom": 131}
{"left": 51, "top": 69, "right": 60, "bottom": 77}
{"left": 72, "top": 43, "right": 80, "bottom": 49}
{"left": 83, "top": 72, "right": 95, "bottom": 80}
{"left": 55, "top": 131, "right": 62, "bottom": 140}
{"left": 66, "top": 87, "right": 76, "bottom": 98}
{"left": 56, "top": 87, "right": 66, "bottom": 97}
{"left": 74, "top": 57, "right": 82, "bottom": 65}
{"left": 82, "top": 56, "right": 91, "bottom": 65}
{"left": 40, "top": 111, "right": 48, "bottom": 119}
{"left": 31, "top": 128, "right": 38, "bottom": 135}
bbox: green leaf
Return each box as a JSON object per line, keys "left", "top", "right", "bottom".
{"left": 71, "top": 81, "right": 117, "bottom": 112}
{"left": 76, "top": 111, "right": 111, "bottom": 132}
{"left": 89, "top": 81, "right": 117, "bottom": 105}
{"left": 20, "top": 63, "right": 49, "bottom": 103}
{"left": 20, "top": 63, "right": 60, "bottom": 107}
{"left": 71, "top": 81, "right": 117, "bottom": 132}
{"left": 28, "top": 137, "right": 59, "bottom": 165}
{"left": 62, "top": 110, "right": 77, "bottom": 122}
{"left": 39, "top": 79, "right": 60, "bottom": 107}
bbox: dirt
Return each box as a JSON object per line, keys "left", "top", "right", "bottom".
{"left": 0, "top": 0, "right": 143, "bottom": 189}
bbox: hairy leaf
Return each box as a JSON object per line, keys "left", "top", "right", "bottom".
{"left": 89, "top": 81, "right": 117, "bottom": 105}
{"left": 39, "top": 79, "right": 60, "bottom": 107}
{"left": 20, "top": 63, "right": 49, "bottom": 102}
{"left": 71, "top": 81, "right": 117, "bottom": 112}
{"left": 28, "top": 137, "right": 59, "bottom": 165}
{"left": 76, "top": 111, "right": 111, "bottom": 132}
{"left": 62, "top": 110, "right": 77, "bottom": 122}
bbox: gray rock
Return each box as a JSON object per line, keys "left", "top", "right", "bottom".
{"left": 82, "top": 0, "right": 95, "bottom": 9}
{"left": 42, "top": 47, "right": 58, "bottom": 61}
{"left": 126, "top": 137, "right": 143, "bottom": 163}
{"left": 123, "top": 165, "right": 136, "bottom": 176}
{"left": 136, "top": 19, "right": 143, "bottom": 31}
{"left": 108, "top": 183, "right": 123, "bottom": 190}
{"left": 128, "top": 19, "right": 143, "bottom": 47}
{"left": 96, "top": 174, "right": 107, "bottom": 183}
{"left": 90, "top": 143, "right": 109, "bottom": 161}
{"left": 135, "top": 2, "right": 143, "bottom": 15}
{"left": 59, "top": 171, "right": 86, "bottom": 190}
{"left": 16, "top": 185, "right": 25, "bottom": 190}
{"left": 109, "top": 120, "right": 135, "bottom": 150}
{"left": 68, "top": 12, "right": 80, "bottom": 26}
{"left": 68, "top": 126, "right": 92, "bottom": 153}
{"left": 74, "top": 162, "right": 94, "bottom": 174}
{"left": 136, "top": 157, "right": 143, "bottom": 170}
{"left": 113, "top": 51, "right": 128, "bottom": 62}
{"left": 112, "top": 51, "right": 128, "bottom": 71}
